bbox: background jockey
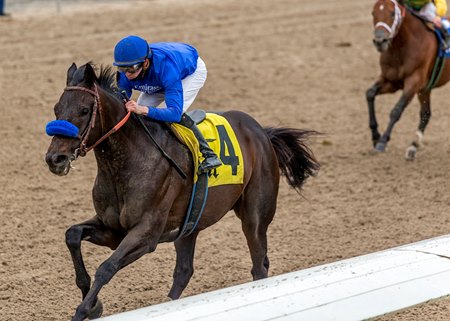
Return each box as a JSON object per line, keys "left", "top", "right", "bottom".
{"left": 404, "top": 0, "right": 450, "bottom": 47}
{"left": 113, "top": 35, "right": 222, "bottom": 173}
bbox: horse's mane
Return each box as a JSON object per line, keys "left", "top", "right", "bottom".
{"left": 89, "top": 62, "right": 121, "bottom": 98}
{"left": 71, "top": 61, "right": 122, "bottom": 102}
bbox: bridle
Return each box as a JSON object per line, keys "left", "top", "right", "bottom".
{"left": 374, "top": 0, "right": 406, "bottom": 39}
{"left": 64, "top": 85, "right": 131, "bottom": 159}
{"left": 62, "top": 84, "right": 186, "bottom": 179}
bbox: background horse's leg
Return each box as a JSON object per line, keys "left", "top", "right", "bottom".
{"left": 366, "top": 79, "right": 397, "bottom": 148}
{"left": 65, "top": 217, "right": 125, "bottom": 319}
{"left": 234, "top": 177, "right": 278, "bottom": 280}
{"left": 366, "top": 81, "right": 382, "bottom": 146}
{"left": 406, "top": 91, "right": 431, "bottom": 160}
{"left": 168, "top": 231, "right": 199, "bottom": 300}
{"left": 71, "top": 223, "right": 159, "bottom": 321}
{"left": 375, "top": 84, "right": 417, "bottom": 152}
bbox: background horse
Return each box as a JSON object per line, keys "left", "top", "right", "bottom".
{"left": 367, "top": 0, "right": 450, "bottom": 159}
{"left": 45, "top": 62, "right": 320, "bottom": 321}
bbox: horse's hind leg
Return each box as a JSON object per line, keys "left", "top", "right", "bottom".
{"left": 65, "top": 216, "right": 124, "bottom": 320}
{"left": 234, "top": 179, "right": 277, "bottom": 280}
{"left": 168, "top": 231, "right": 199, "bottom": 300}
{"left": 405, "top": 91, "right": 431, "bottom": 160}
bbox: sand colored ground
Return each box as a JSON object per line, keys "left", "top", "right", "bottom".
{"left": 1, "top": 0, "right": 450, "bottom": 320}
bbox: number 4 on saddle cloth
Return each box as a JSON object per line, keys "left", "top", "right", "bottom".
{"left": 172, "top": 110, "right": 244, "bottom": 186}
{"left": 171, "top": 110, "right": 244, "bottom": 239}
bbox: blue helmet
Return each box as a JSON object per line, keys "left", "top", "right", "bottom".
{"left": 113, "top": 35, "right": 151, "bottom": 67}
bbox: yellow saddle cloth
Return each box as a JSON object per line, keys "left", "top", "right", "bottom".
{"left": 171, "top": 113, "right": 244, "bottom": 187}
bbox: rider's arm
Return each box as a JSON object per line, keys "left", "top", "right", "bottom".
{"left": 146, "top": 80, "right": 183, "bottom": 122}
{"left": 146, "top": 59, "right": 184, "bottom": 123}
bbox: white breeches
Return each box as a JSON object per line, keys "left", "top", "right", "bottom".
{"left": 418, "top": 2, "right": 437, "bottom": 22}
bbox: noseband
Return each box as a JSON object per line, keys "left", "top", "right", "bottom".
{"left": 64, "top": 85, "right": 131, "bottom": 159}
{"left": 375, "top": 0, "right": 405, "bottom": 39}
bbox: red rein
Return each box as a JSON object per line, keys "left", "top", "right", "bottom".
{"left": 64, "top": 85, "right": 131, "bottom": 158}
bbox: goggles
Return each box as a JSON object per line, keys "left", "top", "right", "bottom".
{"left": 117, "top": 62, "right": 144, "bottom": 74}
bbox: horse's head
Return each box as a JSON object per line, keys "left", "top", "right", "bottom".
{"left": 45, "top": 63, "right": 103, "bottom": 175}
{"left": 372, "top": 0, "right": 404, "bottom": 52}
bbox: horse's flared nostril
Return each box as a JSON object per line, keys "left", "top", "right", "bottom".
{"left": 46, "top": 153, "right": 68, "bottom": 167}
{"left": 373, "top": 37, "right": 384, "bottom": 45}
{"left": 372, "top": 37, "right": 389, "bottom": 52}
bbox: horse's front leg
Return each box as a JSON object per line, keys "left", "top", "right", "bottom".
{"left": 66, "top": 216, "right": 125, "bottom": 319}
{"left": 71, "top": 221, "right": 160, "bottom": 321}
{"left": 366, "top": 79, "right": 397, "bottom": 147}
{"left": 168, "top": 231, "right": 200, "bottom": 300}
{"left": 375, "top": 78, "right": 418, "bottom": 152}
{"left": 366, "top": 81, "right": 382, "bottom": 146}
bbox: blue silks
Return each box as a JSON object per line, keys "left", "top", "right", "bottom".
{"left": 46, "top": 120, "right": 79, "bottom": 138}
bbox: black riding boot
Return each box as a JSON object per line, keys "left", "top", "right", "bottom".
{"left": 445, "top": 34, "right": 450, "bottom": 49}
{"left": 179, "top": 114, "right": 222, "bottom": 173}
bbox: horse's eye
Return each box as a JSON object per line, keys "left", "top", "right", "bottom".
{"left": 391, "top": 12, "right": 395, "bottom": 18}
{"left": 81, "top": 108, "right": 90, "bottom": 116}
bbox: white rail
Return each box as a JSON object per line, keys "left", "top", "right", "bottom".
{"left": 99, "top": 234, "right": 450, "bottom": 321}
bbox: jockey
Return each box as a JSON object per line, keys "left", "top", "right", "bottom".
{"left": 404, "top": 0, "right": 450, "bottom": 47}
{"left": 113, "top": 35, "right": 222, "bottom": 174}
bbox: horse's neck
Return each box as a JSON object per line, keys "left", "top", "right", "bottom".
{"left": 388, "top": 12, "right": 423, "bottom": 53}
{"left": 94, "top": 103, "right": 184, "bottom": 177}
{"left": 93, "top": 88, "right": 192, "bottom": 181}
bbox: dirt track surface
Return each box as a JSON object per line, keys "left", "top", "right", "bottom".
{"left": 1, "top": 0, "right": 450, "bottom": 320}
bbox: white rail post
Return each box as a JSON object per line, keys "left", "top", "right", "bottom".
{"left": 98, "top": 234, "right": 450, "bottom": 321}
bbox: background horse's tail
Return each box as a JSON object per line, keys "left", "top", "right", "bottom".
{"left": 265, "top": 127, "right": 320, "bottom": 192}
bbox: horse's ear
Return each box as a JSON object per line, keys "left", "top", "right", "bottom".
{"left": 83, "top": 63, "right": 96, "bottom": 88}
{"left": 66, "top": 63, "right": 77, "bottom": 86}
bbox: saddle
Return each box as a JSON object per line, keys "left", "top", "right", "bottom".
{"left": 186, "top": 109, "right": 208, "bottom": 124}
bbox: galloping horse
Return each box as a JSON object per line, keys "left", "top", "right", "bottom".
{"left": 45, "top": 62, "right": 319, "bottom": 321}
{"left": 368, "top": 0, "right": 450, "bottom": 159}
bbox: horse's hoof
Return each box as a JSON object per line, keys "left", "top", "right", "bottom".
{"left": 374, "top": 142, "right": 386, "bottom": 152}
{"left": 164, "top": 295, "right": 175, "bottom": 302}
{"left": 405, "top": 145, "right": 416, "bottom": 161}
{"left": 372, "top": 138, "right": 380, "bottom": 148}
{"left": 88, "top": 299, "right": 103, "bottom": 320}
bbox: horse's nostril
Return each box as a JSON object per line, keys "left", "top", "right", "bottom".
{"left": 55, "top": 154, "right": 68, "bottom": 165}
{"left": 373, "top": 37, "right": 383, "bottom": 44}
{"left": 373, "top": 37, "right": 388, "bottom": 50}
{"left": 46, "top": 153, "right": 68, "bottom": 166}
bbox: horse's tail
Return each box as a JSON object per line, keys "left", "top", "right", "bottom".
{"left": 264, "top": 127, "right": 320, "bottom": 192}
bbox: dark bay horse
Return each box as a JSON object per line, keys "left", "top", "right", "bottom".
{"left": 368, "top": 0, "right": 450, "bottom": 159}
{"left": 45, "top": 62, "right": 319, "bottom": 321}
